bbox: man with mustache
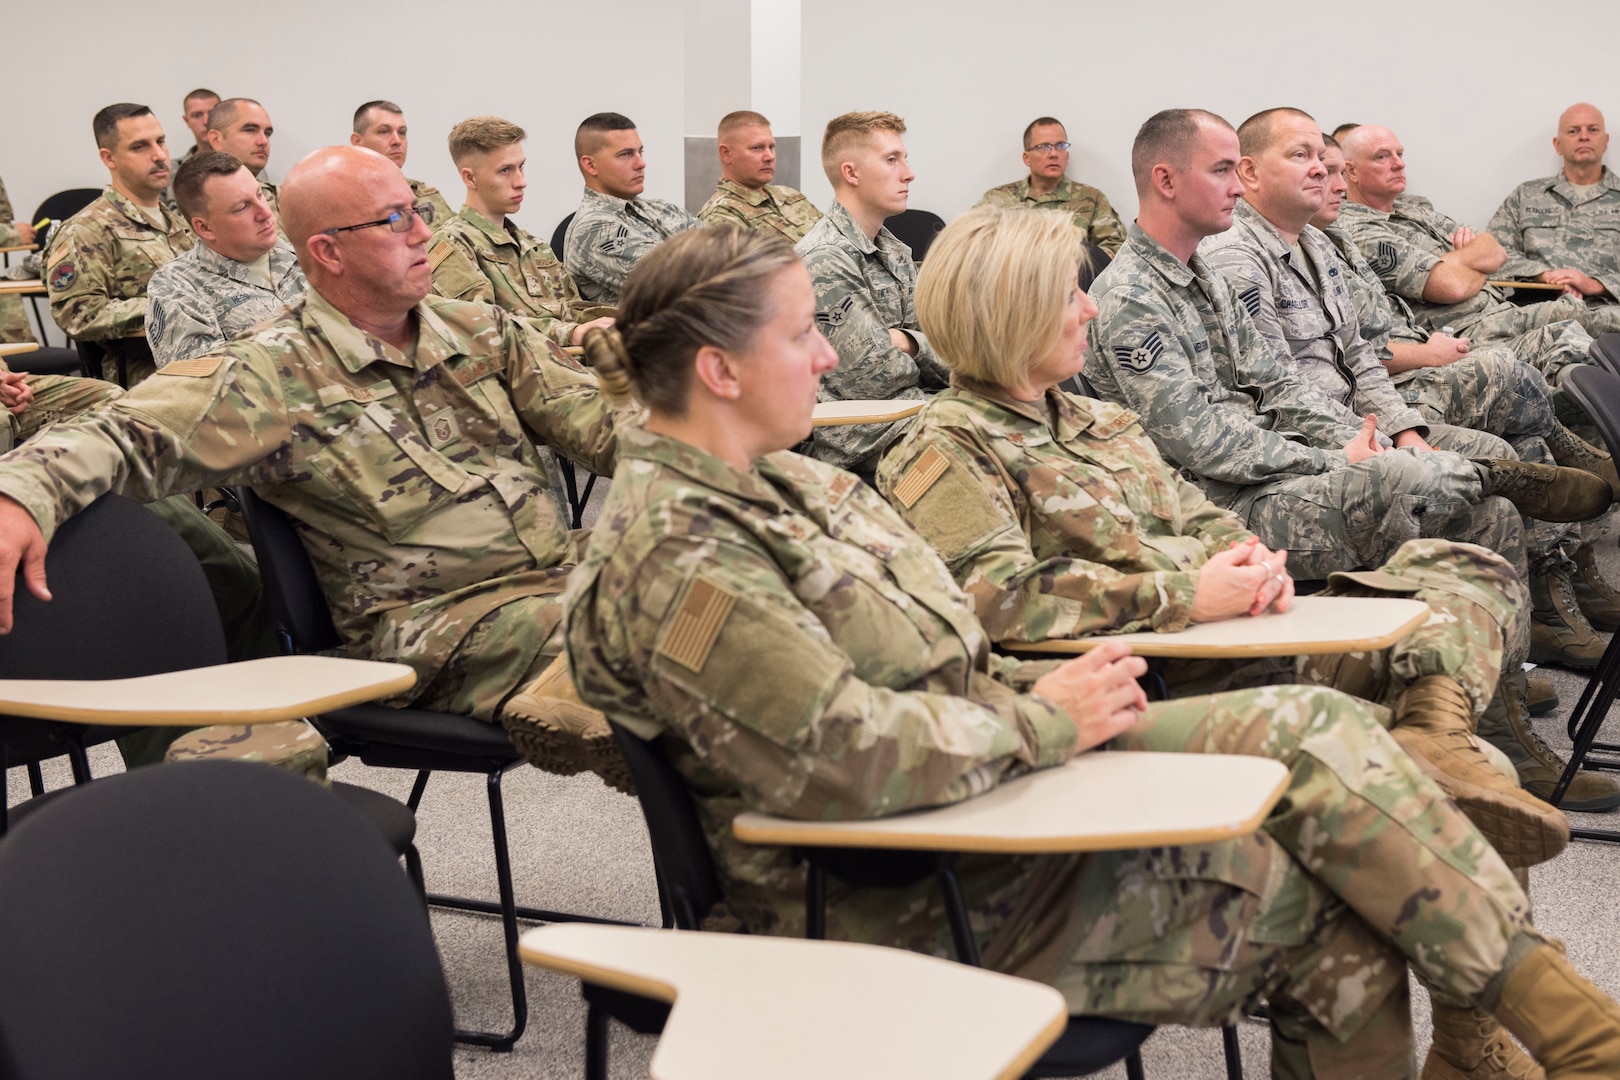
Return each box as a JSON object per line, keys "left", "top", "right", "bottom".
{"left": 43, "top": 103, "right": 195, "bottom": 385}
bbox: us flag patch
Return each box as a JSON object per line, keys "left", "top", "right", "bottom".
{"left": 657, "top": 577, "right": 737, "bottom": 673}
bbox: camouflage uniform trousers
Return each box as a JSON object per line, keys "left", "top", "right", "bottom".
{"left": 0, "top": 373, "right": 122, "bottom": 453}
{"left": 1454, "top": 298, "right": 1600, "bottom": 392}
{"left": 0, "top": 295, "right": 33, "bottom": 345}
{"left": 407, "top": 590, "right": 567, "bottom": 723}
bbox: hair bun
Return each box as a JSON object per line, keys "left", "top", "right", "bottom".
{"left": 583, "top": 325, "right": 637, "bottom": 404}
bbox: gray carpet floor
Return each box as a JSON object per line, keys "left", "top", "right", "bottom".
{"left": 7, "top": 485, "right": 1620, "bottom": 1079}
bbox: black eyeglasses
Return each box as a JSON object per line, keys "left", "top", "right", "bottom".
{"left": 1025, "top": 142, "right": 1072, "bottom": 154}
{"left": 322, "top": 201, "right": 435, "bottom": 236}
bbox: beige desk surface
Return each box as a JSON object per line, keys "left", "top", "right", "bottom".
{"left": 812, "top": 399, "right": 926, "bottom": 426}
{"left": 0, "top": 279, "right": 45, "bottom": 295}
{"left": 1487, "top": 279, "right": 1567, "bottom": 291}
{"left": 0, "top": 655, "right": 416, "bottom": 726}
{"left": 519, "top": 924, "right": 1067, "bottom": 1080}
{"left": 1003, "top": 595, "right": 1430, "bottom": 658}
{"left": 0, "top": 244, "right": 37, "bottom": 255}
{"left": 734, "top": 750, "right": 1288, "bottom": 853}
{"left": 0, "top": 343, "right": 40, "bottom": 358}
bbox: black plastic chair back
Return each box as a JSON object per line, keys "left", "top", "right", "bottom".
{"left": 1589, "top": 333, "right": 1620, "bottom": 379}
{"left": 1078, "top": 242, "right": 1113, "bottom": 293}
{"left": 883, "top": 209, "right": 946, "bottom": 262}
{"left": 551, "top": 213, "right": 575, "bottom": 260}
{"left": 0, "top": 761, "right": 455, "bottom": 1080}
{"left": 29, "top": 189, "right": 101, "bottom": 252}
{"left": 609, "top": 723, "right": 724, "bottom": 930}
{"left": 235, "top": 487, "right": 342, "bottom": 653}
{"left": 1562, "top": 364, "right": 1620, "bottom": 448}
{"left": 3, "top": 348, "right": 84, "bottom": 378}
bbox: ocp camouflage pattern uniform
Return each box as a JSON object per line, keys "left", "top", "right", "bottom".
{"left": 1202, "top": 203, "right": 1580, "bottom": 578}
{"left": 258, "top": 178, "right": 286, "bottom": 242}
{"left": 698, "top": 178, "right": 823, "bottom": 243}
{"left": 1085, "top": 224, "right": 1526, "bottom": 583}
{"left": 429, "top": 206, "right": 605, "bottom": 349}
{"left": 796, "top": 201, "right": 949, "bottom": 470}
{"left": 976, "top": 177, "right": 1127, "bottom": 256}
{"left": 0, "top": 287, "right": 620, "bottom": 724}
{"left": 42, "top": 185, "right": 194, "bottom": 383}
{"left": 876, "top": 380, "right": 1525, "bottom": 718}
{"left": 146, "top": 239, "right": 307, "bottom": 367}
{"left": 565, "top": 425, "right": 1540, "bottom": 1072}
{"left": 1490, "top": 166, "right": 1620, "bottom": 297}
{"left": 563, "top": 186, "right": 701, "bottom": 305}
{"left": 0, "top": 175, "right": 35, "bottom": 344}
{"left": 408, "top": 178, "right": 453, "bottom": 234}
{"left": 1338, "top": 195, "right": 1617, "bottom": 387}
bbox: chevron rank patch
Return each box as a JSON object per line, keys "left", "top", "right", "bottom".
{"left": 817, "top": 295, "right": 855, "bottom": 329}
{"left": 1370, "top": 241, "right": 1398, "bottom": 276}
{"left": 602, "top": 225, "right": 630, "bottom": 255}
{"left": 1238, "top": 285, "right": 1262, "bottom": 318}
{"left": 1112, "top": 331, "right": 1164, "bottom": 374}
{"left": 891, "top": 446, "right": 949, "bottom": 508}
{"left": 657, "top": 576, "right": 737, "bottom": 673}
{"left": 158, "top": 357, "right": 223, "bottom": 378}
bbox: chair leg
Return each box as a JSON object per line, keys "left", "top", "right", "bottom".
{"left": 66, "top": 741, "right": 93, "bottom": 785}
{"left": 1222, "top": 1023, "right": 1244, "bottom": 1079}
{"left": 1125, "top": 1048, "right": 1147, "bottom": 1080}
{"left": 936, "top": 859, "right": 982, "bottom": 967}
{"left": 25, "top": 761, "right": 44, "bottom": 796}
{"left": 804, "top": 863, "right": 827, "bottom": 940}
{"left": 406, "top": 768, "right": 432, "bottom": 811}
{"left": 403, "top": 843, "right": 427, "bottom": 905}
{"left": 449, "top": 768, "right": 528, "bottom": 1052}
{"left": 584, "top": 1001, "right": 612, "bottom": 1080}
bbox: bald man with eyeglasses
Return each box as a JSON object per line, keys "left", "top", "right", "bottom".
{"left": 977, "top": 116, "right": 1126, "bottom": 257}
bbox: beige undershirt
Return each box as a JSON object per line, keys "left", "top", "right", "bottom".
{"left": 245, "top": 252, "right": 274, "bottom": 290}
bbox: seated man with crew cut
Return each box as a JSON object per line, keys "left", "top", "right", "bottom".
{"left": 698, "top": 110, "right": 823, "bottom": 242}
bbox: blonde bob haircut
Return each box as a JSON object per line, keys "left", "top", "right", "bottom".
{"left": 915, "top": 205, "right": 1088, "bottom": 387}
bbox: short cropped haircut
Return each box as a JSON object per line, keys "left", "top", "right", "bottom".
{"left": 353, "top": 99, "right": 404, "bottom": 134}
{"left": 1331, "top": 123, "right": 1360, "bottom": 141}
{"left": 1022, "top": 116, "right": 1065, "bottom": 148}
{"left": 448, "top": 116, "right": 526, "bottom": 165}
{"left": 916, "top": 205, "right": 1088, "bottom": 387}
{"left": 1130, "top": 108, "right": 1230, "bottom": 194}
{"left": 575, "top": 112, "right": 636, "bottom": 159}
{"left": 1236, "top": 107, "right": 1315, "bottom": 158}
{"left": 206, "top": 97, "right": 262, "bottom": 134}
{"left": 1322, "top": 133, "right": 1341, "bottom": 151}
{"left": 183, "top": 88, "right": 220, "bottom": 106}
{"left": 92, "top": 103, "right": 153, "bottom": 151}
{"left": 820, "top": 111, "right": 906, "bottom": 187}
{"left": 172, "top": 150, "right": 246, "bottom": 221}
{"left": 718, "top": 110, "right": 771, "bottom": 139}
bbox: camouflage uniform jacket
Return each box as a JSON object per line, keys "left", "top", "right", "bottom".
{"left": 796, "top": 201, "right": 948, "bottom": 469}
{"left": 146, "top": 239, "right": 307, "bottom": 367}
{"left": 698, "top": 178, "right": 823, "bottom": 243}
{"left": 43, "top": 186, "right": 195, "bottom": 340}
{"left": 0, "top": 176, "right": 31, "bottom": 345}
{"left": 429, "top": 206, "right": 595, "bottom": 348}
{"left": 1201, "top": 202, "right": 1427, "bottom": 438}
{"left": 0, "top": 175, "right": 23, "bottom": 247}
{"left": 976, "top": 176, "right": 1127, "bottom": 256}
{"left": 1321, "top": 224, "right": 1428, "bottom": 356}
{"left": 1338, "top": 194, "right": 1515, "bottom": 333}
{"left": 1489, "top": 167, "right": 1620, "bottom": 293}
{"left": 1085, "top": 224, "right": 1363, "bottom": 510}
{"left": 259, "top": 178, "right": 288, "bottom": 242}
{"left": 877, "top": 379, "right": 1254, "bottom": 644}
{"left": 563, "top": 186, "right": 701, "bottom": 305}
{"left": 565, "top": 425, "right": 1077, "bottom": 947}
{"left": 0, "top": 287, "right": 619, "bottom": 711}
{"left": 408, "top": 177, "right": 453, "bottom": 234}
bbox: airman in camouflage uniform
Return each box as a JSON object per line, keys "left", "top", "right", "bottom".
{"left": 0, "top": 175, "right": 37, "bottom": 345}
{"left": 565, "top": 186, "right": 700, "bottom": 305}
{"left": 565, "top": 424, "right": 1590, "bottom": 1073}
{"left": 699, "top": 179, "right": 823, "bottom": 242}
{"left": 976, "top": 117, "right": 1126, "bottom": 256}
{"left": 1490, "top": 103, "right": 1620, "bottom": 302}
{"left": 409, "top": 178, "right": 452, "bottom": 230}
{"left": 146, "top": 240, "right": 306, "bottom": 367}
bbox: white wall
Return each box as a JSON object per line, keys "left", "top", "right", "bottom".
{"left": 801, "top": 0, "right": 1620, "bottom": 230}
{"left": 0, "top": 0, "right": 686, "bottom": 245}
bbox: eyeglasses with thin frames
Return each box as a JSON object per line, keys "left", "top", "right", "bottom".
{"left": 1025, "top": 142, "right": 1072, "bottom": 155}
{"left": 322, "top": 201, "right": 436, "bottom": 236}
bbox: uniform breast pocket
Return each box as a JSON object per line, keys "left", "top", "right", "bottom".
{"left": 309, "top": 401, "right": 476, "bottom": 543}
{"left": 107, "top": 227, "right": 165, "bottom": 287}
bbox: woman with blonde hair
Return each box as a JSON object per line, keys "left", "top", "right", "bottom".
{"left": 561, "top": 222, "right": 1617, "bottom": 1079}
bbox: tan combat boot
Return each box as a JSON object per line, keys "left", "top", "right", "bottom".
{"left": 1570, "top": 541, "right": 1620, "bottom": 632}
{"left": 1423, "top": 1004, "right": 1545, "bottom": 1079}
{"left": 1390, "top": 676, "right": 1569, "bottom": 868}
{"left": 1544, "top": 422, "right": 1620, "bottom": 501}
{"left": 1525, "top": 675, "right": 1559, "bottom": 718}
{"left": 1478, "top": 671, "right": 1620, "bottom": 812}
{"left": 1479, "top": 458, "right": 1612, "bottom": 522}
{"left": 1529, "top": 563, "right": 1607, "bottom": 669}
{"left": 1491, "top": 942, "right": 1620, "bottom": 1078}
{"left": 500, "top": 655, "right": 634, "bottom": 795}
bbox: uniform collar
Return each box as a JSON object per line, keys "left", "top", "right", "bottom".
{"left": 301, "top": 285, "right": 463, "bottom": 375}
{"left": 826, "top": 200, "right": 880, "bottom": 256}
{"left": 617, "top": 426, "right": 788, "bottom": 510}
{"left": 102, "top": 185, "right": 185, "bottom": 234}
{"left": 458, "top": 205, "right": 535, "bottom": 251}
{"left": 1015, "top": 176, "right": 1075, "bottom": 203}
{"left": 581, "top": 185, "right": 632, "bottom": 214}
{"left": 716, "top": 178, "right": 775, "bottom": 208}
{"left": 1548, "top": 165, "right": 1620, "bottom": 198}
{"left": 949, "top": 374, "right": 1103, "bottom": 437}
{"left": 1124, "top": 222, "right": 1196, "bottom": 287}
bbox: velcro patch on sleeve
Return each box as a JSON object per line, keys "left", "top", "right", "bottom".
{"left": 656, "top": 576, "right": 738, "bottom": 673}
{"left": 891, "top": 446, "right": 949, "bottom": 508}
{"left": 158, "top": 357, "right": 223, "bottom": 378}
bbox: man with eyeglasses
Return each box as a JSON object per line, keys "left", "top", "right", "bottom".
{"left": 0, "top": 144, "right": 624, "bottom": 773}
{"left": 147, "top": 151, "right": 307, "bottom": 367}
{"left": 977, "top": 116, "right": 1126, "bottom": 257}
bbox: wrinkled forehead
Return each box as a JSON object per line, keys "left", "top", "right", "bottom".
{"left": 363, "top": 110, "right": 406, "bottom": 134}
{"left": 114, "top": 114, "right": 165, "bottom": 149}
{"left": 229, "top": 104, "right": 272, "bottom": 131}
{"left": 1560, "top": 105, "right": 1606, "bottom": 131}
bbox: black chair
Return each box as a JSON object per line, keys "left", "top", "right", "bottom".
{"left": 234, "top": 485, "right": 626, "bottom": 1051}
{"left": 0, "top": 761, "right": 455, "bottom": 1080}
{"left": 884, "top": 208, "right": 947, "bottom": 262}
{"left": 550, "top": 212, "right": 575, "bottom": 260}
{"left": 1590, "top": 333, "right": 1620, "bottom": 379}
{"left": 1078, "top": 242, "right": 1113, "bottom": 293}
{"left": 28, "top": 188, "right": 100, "bottom": 254}
{"left": 601, "top": 723, "right": 1157, "bottom": 1080}
{"left": 3, "top": 346, "right": 89, "bottom": 378}
{"left": 72, "top": 335, "right": 153, "bottom": 387}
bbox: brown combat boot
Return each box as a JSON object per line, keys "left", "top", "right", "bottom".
{"left": 1423, "top": 1004, "right": 1545, "bottom": 1080}
{"left": 1529, "top": 563, "right": 1607, "bottom": 670}
{"left": 1479, "top": 672, "right": 1620, "bottom": 812}
{"left": 1390, "top": 676, "right": 1569, "bottom": 868}
{"left": 1479, "top": 458, "right": 1612, "bottom": 522}
{"left": 1525, "top": 675, "right": 1559, "bottom": 718}
{"left": 1570, "top": 541, "right": 1620, "bottom": 632}
{"left": 1491, "top": 942, "right": 1620, "bottom": 1078}
{"left": 1544, "top": 422, "right": 1620, "bottom": 501}
{"left": 499, "top": 655, "right": 634, "bottom": 795}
